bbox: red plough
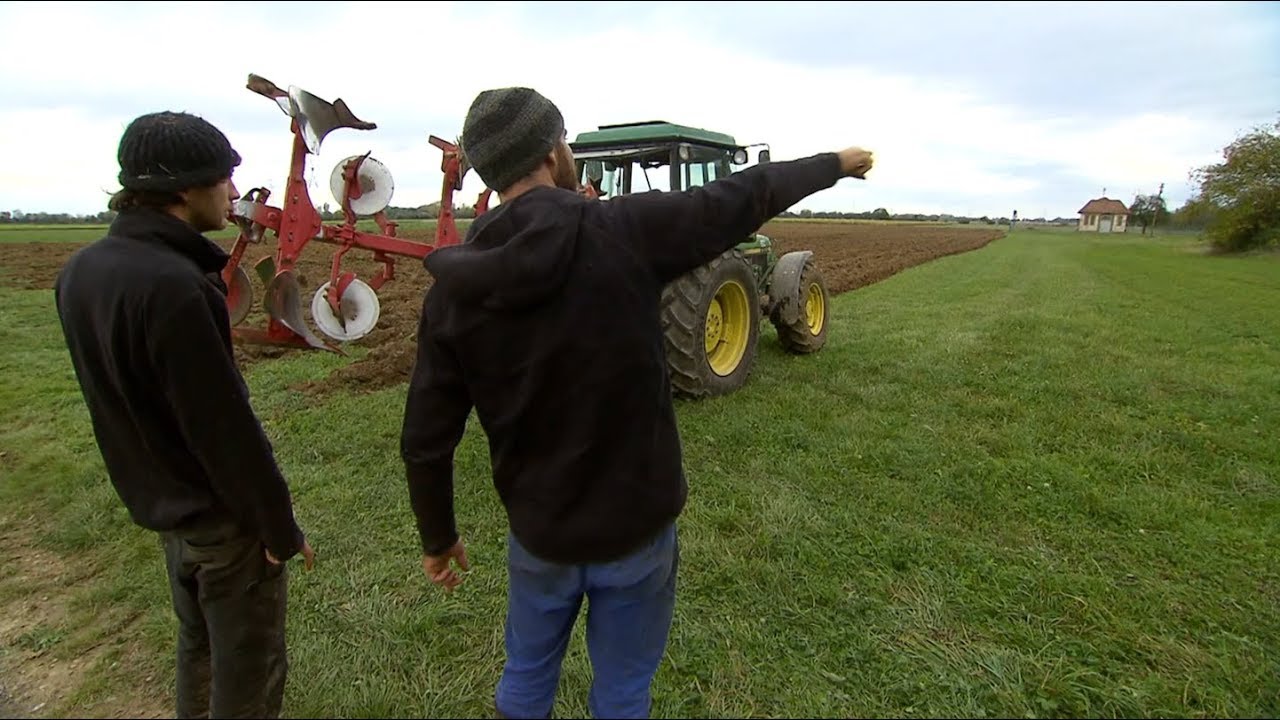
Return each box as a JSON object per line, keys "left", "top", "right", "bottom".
{"left": 223, "top": 73, "right": 491, "bottom": 352}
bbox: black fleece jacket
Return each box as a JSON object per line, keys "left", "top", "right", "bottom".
{"left": 401, "top": 152, "right": 844, "bottom": 564}
{"left": 53, "top": 209, "right": 305, "bottom": 561}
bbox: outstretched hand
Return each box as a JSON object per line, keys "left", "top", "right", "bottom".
{"left": 837, "top": 147, "right": 875, "bottom": 179}
{"left": 423, "top": 539, "right": 470, "bottom": 592}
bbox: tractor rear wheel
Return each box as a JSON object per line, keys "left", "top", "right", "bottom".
{"left": 770, "top": 255, "right": 829, "bottom": 354}
{"left": 660, "top": 249, "right": 761, "bottom": 399}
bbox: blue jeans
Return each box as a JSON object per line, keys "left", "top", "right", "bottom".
{"left": 495, "top": 522, "right": 679, "bottom": 719}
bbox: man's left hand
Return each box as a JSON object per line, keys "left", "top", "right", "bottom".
{"left": 423, "top": 539, "right": 470, "bottom": 592}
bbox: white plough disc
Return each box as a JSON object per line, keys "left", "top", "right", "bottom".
{"left": 330, "top": 156, "right": 395, "bottom": 216}
{"left": 311, "top": 279, "right": 381, "bottom": 342}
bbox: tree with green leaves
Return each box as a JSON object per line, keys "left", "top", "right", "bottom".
{"left": 1187, "top": 117, "right": 1280, "bottom": 252}
{"left": 1129, "top": 194, "right": 1169, "bottom": 235}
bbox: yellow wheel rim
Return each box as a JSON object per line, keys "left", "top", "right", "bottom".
{"left": 805, "top": 282, "right": 825, "bottom": 335}
{"left": 705, "top": 279, "right": 751, "bottom": 376}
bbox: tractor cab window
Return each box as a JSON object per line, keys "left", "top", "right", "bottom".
{"left": 581, "top": 159, "right": 619, "bottom": 197}
{"left": 634, "top": 156, "right": 672, "bottom": 193}
{"left": 577, "top": 148, "right": 672, "bottom": 198}
{"left": 574, "top": 143, "right": 737, "bottom": 197}
{"left": 681, "top": 160, "right": 727, "bottom": 191}
{"left": 578, "top": 159, "right": 630, "bottom": 198}
{"left": 677, "top": 144, "right": 732, "bottom": 192}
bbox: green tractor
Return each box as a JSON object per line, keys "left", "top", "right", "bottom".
{"left": 570, "top": 121, "right": 830, "bottom": 399}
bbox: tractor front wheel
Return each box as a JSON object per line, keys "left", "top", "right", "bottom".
{"left": 660, "top": 250, "right": 761, "bottom": 399}
{"left": 770, "top": 254, "right": 829, "bottom": 354}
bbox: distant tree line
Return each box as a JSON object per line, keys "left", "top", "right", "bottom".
{"left": 774, "top": 208, "right": 1077, "bottom": 226}
{"left": 8, "top": 204, "right": 1053, "bottom": 226}
{"left": 1, "top": 203, "right": 484, "bottom": 225}
{"left": 0, "top": 210, "right": 117, "bottom": 224}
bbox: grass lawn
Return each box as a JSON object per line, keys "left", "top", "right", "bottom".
{"left": 0, "top": 228, "right": 1277, "bottom": 718}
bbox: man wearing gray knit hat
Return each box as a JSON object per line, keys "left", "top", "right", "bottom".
{"left": 402, "top": 87, "right": 874, "bottom": 719}
{"left": 460, "top": 87, "right": 577, "bottom": 195}
{"left": 56, "top": 110, "right": 314, "bottom": 719}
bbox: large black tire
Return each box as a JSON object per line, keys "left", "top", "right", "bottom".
{"left": 660, "top": 250, "right": 761, "bottom": 399}
{"left": 770, "top": 255, "right": 829, "bottom": 354}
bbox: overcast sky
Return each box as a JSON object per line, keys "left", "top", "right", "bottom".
{"left": 2, "top": 1, "right": 1277, "bottom": 219}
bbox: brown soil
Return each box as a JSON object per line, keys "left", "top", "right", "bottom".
{"left": 0, "top": 221, "right": 1004, "bottom": 398}
{"left": 0, "top": 243, "right": 84, "bottom": 290}
{"left": 763, "top": 222, "right": 1005, "bottom": 295}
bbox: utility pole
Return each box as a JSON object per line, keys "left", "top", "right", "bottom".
{"left": 1151, "top": 182, "right": 1164, "bottom": 235}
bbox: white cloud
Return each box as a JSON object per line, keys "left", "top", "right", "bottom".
{"left": 0, "top": 1, "right": 1263, "bottom": 219}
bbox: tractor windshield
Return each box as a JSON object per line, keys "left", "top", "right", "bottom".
{"left": 575, "top": 143, "right": 740, "bottom": 199}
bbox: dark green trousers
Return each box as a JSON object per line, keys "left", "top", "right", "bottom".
{"left": 161, "top": 518, "right": 289, "bottom": 719}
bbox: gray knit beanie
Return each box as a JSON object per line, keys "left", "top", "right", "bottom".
{"left": 461, "top": 87, "right": 565, "bottom": 193}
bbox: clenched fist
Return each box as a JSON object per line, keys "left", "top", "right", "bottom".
{"left": 837, "top": 147, "right": 874, "bottom": 179}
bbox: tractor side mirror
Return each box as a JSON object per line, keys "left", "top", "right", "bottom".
{"left": 759, "top": 149, "right": 771, "bottom": 163}
{"left": 733, "top": 148, "right": 748, "bottom": 165}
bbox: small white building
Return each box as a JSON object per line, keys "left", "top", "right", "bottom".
{"left": 1077, "top": 197, "right": 1130, "bottom": 233}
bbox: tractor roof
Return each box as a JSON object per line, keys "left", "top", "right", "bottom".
{"left": 571, "top": 121, "right": 740, "bottom": 150}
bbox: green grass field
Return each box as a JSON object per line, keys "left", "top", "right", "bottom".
{"left": 1, "top": 228, "right": 1277, "bottom": 718}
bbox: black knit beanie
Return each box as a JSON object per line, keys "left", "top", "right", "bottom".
{"left": 117, "top": 111, "right": 242, "bottom": 193}
{"left": 460, "top": 88, "right": 565, "bottom": 193}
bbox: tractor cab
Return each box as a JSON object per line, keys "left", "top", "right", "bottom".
{"left": 570, "top": 121, "right": 770, "bottom": 198}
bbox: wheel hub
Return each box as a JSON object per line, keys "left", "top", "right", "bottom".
{"left": 705, "top": 281, "right": 751, "bottom": 377}
{"left": 704, "top": 299, "right": 725, "bottom": 353}
{"left": 805, "top": 282, "right": 825, "bottom": 335}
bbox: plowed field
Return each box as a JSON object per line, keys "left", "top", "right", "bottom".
{"left": 1, "top": 221, "right": 1003, "bottom": 396}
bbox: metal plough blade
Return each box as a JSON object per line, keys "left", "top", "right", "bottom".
{"left": 264, "top": 270, "right": 339, "bottom": 352}
{"left": 226, "top": 265, "right": 254, "bottom": 326}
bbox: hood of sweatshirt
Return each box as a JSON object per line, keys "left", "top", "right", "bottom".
{"left": 423, "top": 186, "right": 583, "bottom": 311}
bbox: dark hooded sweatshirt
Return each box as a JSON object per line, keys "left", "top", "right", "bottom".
{"left": 401, "top": 152, "right": 844, "bottom": 564}
{"left": 53, "top": 208, "right": 305, "bottom": 561}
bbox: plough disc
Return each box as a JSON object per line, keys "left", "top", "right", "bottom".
{"left": 311, "top": 279, "right": 381, "bottom": 342}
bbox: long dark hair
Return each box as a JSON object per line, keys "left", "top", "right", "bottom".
{"left": 107, "top": 187, "right": 186, "bottom": 213}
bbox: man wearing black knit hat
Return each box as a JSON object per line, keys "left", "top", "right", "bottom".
{"left": 400, "top": 87, "right": 873, "bottom": 719}
{"left": 55, "top": 111, "right": 314, "bottom": 719}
